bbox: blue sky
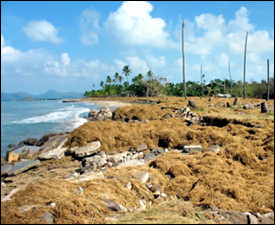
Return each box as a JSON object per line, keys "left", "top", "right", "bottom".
{"left": 1, "top": 1, "right": 274, "bottom": 94}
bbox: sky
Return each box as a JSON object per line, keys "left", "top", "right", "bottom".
{"left": 1, "top": 1, "right": 274, "bottom": 94}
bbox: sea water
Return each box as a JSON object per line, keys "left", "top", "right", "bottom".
{"left": 1, "top": 100, "right": 106, "bottom": 157}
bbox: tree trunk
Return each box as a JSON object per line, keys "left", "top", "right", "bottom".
{"left": 228, "top": 61, "right": 232, "bottom": 92}
{"left": 209, "top": 96, "right": 212, "bottom": 102}
{"left": 188, "top": 100, "right": 197, "bottom": 109}
{"left": 182, "top": 21, "right": 187, "bottom": 100}
{"left": 267, "top": 59, "right": 270, "bottom": 101}
{"left": 261, "top": 102, "right": 268, "bottom": 113}
{"left": 243, "top": 32, "right": 248, "bottom": 99}
{"left": 227, "top": 102, "right": 231, "bottom": 108}
{"left": 233, "top": 97, "right": 238, "bottom": 105}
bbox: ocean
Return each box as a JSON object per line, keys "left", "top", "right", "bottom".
{"left": 1, "top": 100, "right": 106, "bottom": 157}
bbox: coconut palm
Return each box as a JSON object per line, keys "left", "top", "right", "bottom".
{"left": 106, "top": 75, "right": 112, "bottom": 84}
{"left": 118, "top": 75, "right": 123, "bottom": 84}
{"left": 122, "top": 65, "right": 131, "bottom": 82}
{"left": 100, "top": 81, "right": 104, "bottom": 89}
{"left": 114, "top": 72, "right": 120, "bottom": 84}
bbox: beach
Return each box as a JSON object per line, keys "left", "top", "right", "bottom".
{"left": 1, "top": 96, "right": 274, "bottom": 224}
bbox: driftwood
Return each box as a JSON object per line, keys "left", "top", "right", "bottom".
{"left": 261, "top": 102, "right": 268, "bottom": 113}
{"left": 227, "top": 102, "right": 232, "bottom": 108}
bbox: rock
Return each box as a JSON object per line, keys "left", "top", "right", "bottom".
{"left": 245, "top": 212, "right": 258, "bottom": 224}
{"left": 19, "top": 147, "right": 31, "bottom": 159}
{"left": 117, "top": 160, "right": 145, "bottom": 168}
{"left": 183, "top": 145, "right": 202, "bottom": 153}
{"left": 75, "top": 187, "right": 83, "bottom": 195}
{"left": 96, "top": 107, "right": 113, "bottom": 121}
{"left": 188, "top": 100, "right": 198, "bottom": 109}
{"left": 38, "top": 147, "right": 67, "bottom": 160}
{"left": 6, "top": 151, "right": 20, "bottom": 163}
{"left": 162, "top": 113, "right": 173, "bottom": 119}
{"left": 103, "top": 199, "right": 122, "bottom": 212}
{"left": 46, "top": 202, "right": 56, "bottom": 207}
{"left": 68, "top": 172, "right": 104, "bottom": 182}
{"left": 144, "top": 153, "right": 156, "bottom": 163}
{"left": 218, "top": 94, "right": 231, "bottom": 98}
{"left": 73, "top": 141, "right": 101, "bottom": 157}
{"left": 1, "top": 157, "right": 6, "bottom": 166}
{"left": 226, "top": 102, "right": 232, "bottom": 108}
{"left": 203, "top": 145, "right": 221, "bottom": 154}
{"left": 134, "top": 172, "right": 149, "bottom": 184}
{"left": 88, "top": 109, "right": 99, "bottom": 118}
{"left": 261, "top": 102, "right": 268, "bottom": 113}
{"left": 8, "top": 144, "right": 16, "bottom": 149}
{"left": 1, "top": 164, "right": 13, "bottom": 176}
{"left": 40, "top": 212, "right": 54, "bottom": 224}
{"left": 136, "top": 144, "right": 148, "bottom": 152}
{"left": 243, "top": 104, "right": 253, "bottom": 109}
{"left": 39, "top": 135, "right": 67, "bottom": 152}
{"left": 19, "top": 138, "right": 38, "bottom": 146}
{"left": 7, "top": 160, "right": 41, "bottom": 176}
{"left": 151, "top": 149, "right": 164, "bottom": 155}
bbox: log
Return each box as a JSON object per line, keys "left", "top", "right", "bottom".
{"left": 188, "top": 100, "right": 197, "bottom": 109}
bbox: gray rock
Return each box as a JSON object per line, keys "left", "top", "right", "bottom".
{"left": 136, "top": 144, "right": 148, "bottom": 152}
{"left": 1, "top": 164, "right": 13, "bottom": 176}
{"left": 38, "top": 147, "right": 67, "bottom": 160}
{"left": 18, "top": 204, "right": 38, "bottom": 213}
{"left": 203, "top": 145, "right": 221, "bottom": 154}
{"left": 144, "top": 153, "right": 156, "bottom": 163}
{"left": 151, "top": 149, "right": 164, "bottom": 155}
{"left": 88, "top": 109, "right": 99, "bottom": 118}
{"left": 117, "top": 159, "right": 145, "bottom": 168}
{"left": 134, "top": 172, "right": 149, "bottom": 184}
{"left": 41, "top": 212, "right": 54, "bottom": 224}
{"left": 103, "top": 199, "right": 122, "bottom": 211}
{"left": 245, "top": 212, "right": 258, "bottom": 224}
{"left": 73, "top": 141, "right": 101, "bottom": 157}
{"left": 40, "top": 135, "right": 67, "bottom": 152}
{"left": 8, "top": 144, "right": 16, "bottom": 149}
{"left": 19, "top": 138, "right": 38, "bottom": 146}
{"left": 11, "top": 145, "right": 40, "bottom": 156}
{"left": 183, "top": 145, "right": 202, "bottom": 153}
{"left": 7, "top": 160, "right": 41, "bottom": 176}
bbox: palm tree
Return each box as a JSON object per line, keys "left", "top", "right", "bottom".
{"left": 147, "top": 70, "right": 153, "bottom": 80}
{"left": 106, "top": 75, "right": 112, "bottom": 84}
{"left": 118, "top": 75, "right": 123, "bottom": 84}
{"left": 100, "top": 81, "right": 104, "bottom": 89}
{"left": 114, "top": 72, "right": 120, "bottom": 84}
{"left": 122, "top": 65, "right": 131, "bottom": 82}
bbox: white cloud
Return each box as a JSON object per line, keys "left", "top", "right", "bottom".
{"left": 228, "top": 7, "right": 254, "bottom": 32}
{"left": 217, "top": 53, "right": 229, "bottom": 67}
{"left": 125, "top": 56, "right": 148, "bottom": 73}
{"left": 105, "top": 1, "right": 176, "bottom": 49}
{"left": 23, "top": 20, "right": 63, "bottom": 44}
{"left": 146, "top": 55, "right": 166, "bottom": 68}
{"left": 80, "top": 8, "right": 100, "bottom": 46}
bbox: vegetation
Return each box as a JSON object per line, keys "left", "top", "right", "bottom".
{"left": 84, "top": 65, "right": 274, "bottom": 99}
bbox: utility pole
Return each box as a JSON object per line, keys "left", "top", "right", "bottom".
{"left": 243, "top": 32, "right": 248, "bottom": 99}
{"left": 182, "top": 20, "right": 187, "bottom": 100}
{"left": 267, "top": 59, "right": 270, "bottom": 101}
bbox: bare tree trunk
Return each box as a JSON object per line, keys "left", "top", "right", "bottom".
{"left": 228, "top": 61, "right": 232, "bottom": 92}
{"left": 233, "top": 97, "right": 238, "bottom": 105}
{"left": 261, "top": 102, "right": 268, "bottom": 113}
{"left": 224, "top": 77, "right": 226, "bottom": 93}
{"left": 267, "top": 59, "right": 270, "bottom": 101}
{"left": 243, "top": 32, "right": 248, "bottom": 99}
{"left": 182, "top": 21, "right": 187, "bottom": 100}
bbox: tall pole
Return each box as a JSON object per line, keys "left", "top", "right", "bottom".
{"left": 200, "top": 64, "right": 203, "bottom": 96}
{"left": 228, "top": 61, "right": 232, "bottom": 92}
{"left": 182, "top": 21, "right": 187, "bottom": 100}
{"left": 267, "top": 59, "right": 270, "bottom": 101}
{"left": 224, "top": 77, "right": 226, "bottom": 93}
{"left": 243, "top": 32, "right": 248, "bottom": 99}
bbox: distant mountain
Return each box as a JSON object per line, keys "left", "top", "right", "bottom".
{"left": 35, "top": 90, "right": 84, "bottom": 99}
{"left": 1, "top": 90, "right": 84, "bottom": 101}
{"left": 1, "top": 92, "right": 33, "bottom": 101}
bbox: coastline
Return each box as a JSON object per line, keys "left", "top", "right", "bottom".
{"left": 1, "top": 97, "right": 274, "bottom": 224}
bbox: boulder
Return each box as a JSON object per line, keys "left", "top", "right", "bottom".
{"left": 19, "top": 147, "right": 31, "bottom": 159}
{"left": 183, "top": 145, "right": 202, "bottom": 153}
{"left": 40, "top": 212, "right": 54, "bottom": 224}
{"left": 19, "top": 138, "right": 38, "bottom": 146}
{"left": 103, "top": 199, "right": 122, "bottom": 212}
{"left": 73, "top": 141, "right": 101, "bottom": 157}
{"left": 6, "top": 151, "right": 20, "bottom": 163}
{"left": 8, "top": 144, "right": 16, "bottom": 149}
{"left": 39, "top": 135, "right": 68, "bottom": 152}
{"left": 88, "top": 109, "right": 99, "bottom": 118}
{"left": 7, "top": 160, "right": 41, "bottom": 176}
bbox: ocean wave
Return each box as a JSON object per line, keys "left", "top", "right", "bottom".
{"left": 12, "top": 107, "right": 90, "bottom": 126}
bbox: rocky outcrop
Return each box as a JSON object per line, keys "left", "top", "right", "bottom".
{"left": 88, "top": 107, "right": 113, "bottom": 121}
{"left": 72, "top": 141, "right": 101, "bottom": 157}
